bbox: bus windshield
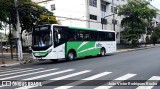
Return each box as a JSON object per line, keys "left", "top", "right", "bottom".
{"left": 32, "top": 26, "right": 52, "bottom": 49}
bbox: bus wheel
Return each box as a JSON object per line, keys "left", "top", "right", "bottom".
{"left": 66, "top": 51, "right": 75, "bottom": 61}
{"left": 100, "top": 48, "right": 106, "bottom": 56}
{"left": 50, "top": 59, "right": 58, "bottom": 62}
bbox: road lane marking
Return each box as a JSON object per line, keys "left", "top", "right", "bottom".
{"left": 0, "top": 68, "right": 23, "bottom": 71}
{"left": 0, "top": 68, "right": 33, "bottom": 74}
{"left": 54, "top": 72, "right": 112, "bottom": 89}
{"left": 0, "top": 68, "right": 59, "bottom": 80}
{"left": 136, "top": 76, "right": 160, "bottom": 89}
{"left": 94, "top": 73, "right": 137, "bottom": 89}
{"left": 0, "top": 68, "right": 44, "bottom": 77}
{"left": 16, "top": 70, "right": 91, "bottom": 89}
{"left": 15, "top": 69, "right": 75, "bottom": 89}
{"left": 23, "top": 69, "right": 74, "bottom": 80}
{"left": 51, "top": 70, "right": 91, "bottom": 80}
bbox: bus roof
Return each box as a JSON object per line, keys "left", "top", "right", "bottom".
{"left": 68, "top": 26, "right": 115, "bottom": 32}
{"left": 52, "top": 24, "right": 115, "bottom": 32}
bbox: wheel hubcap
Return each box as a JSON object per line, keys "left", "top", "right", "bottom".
{"left": 102, "top": 50, "right": 105, "bottom": 55}
{"left": 69, "top": 53, "right": 74, "bottom": 60}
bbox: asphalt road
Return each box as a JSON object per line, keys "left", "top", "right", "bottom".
{"left": 0, "top": 47, "right": 160, "bottom": 89}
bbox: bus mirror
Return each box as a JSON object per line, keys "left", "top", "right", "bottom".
{"left": 58, "top": 34, "right": 61, "bottom": 39}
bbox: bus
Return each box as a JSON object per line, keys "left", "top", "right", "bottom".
{"left": 31, "top": 24, "right": 116, "bottom": 62}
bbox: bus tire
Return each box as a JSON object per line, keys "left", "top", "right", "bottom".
{"left": 50, "top": 59, "right": 58, "bottom": 62}
{"left": 66, "top": 51, "right": 76, "bottom": 61}
{"left": 100, "top": 48, "right": 106, "bottom": 56}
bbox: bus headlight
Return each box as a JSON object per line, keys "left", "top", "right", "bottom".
{"left": 47, "top": 49, "right": 52, "bottom": 54}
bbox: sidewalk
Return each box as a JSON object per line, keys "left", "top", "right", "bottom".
{"left": 0, "top": 53, "right": 33, "bottom": 67}
{"left": 0, "top": 44, "right": 160, "bottom": 67}
{"left": 116, "top": 44, "right": 160, "bottom": 53}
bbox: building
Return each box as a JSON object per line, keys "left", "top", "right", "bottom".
{"left": 32, "top": 0, "right": 128, "bottom": 43}
{"left": 32, "top": 0, "right": 160, "bottom": 44}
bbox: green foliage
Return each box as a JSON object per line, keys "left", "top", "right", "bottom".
{"left": 122, "top": 28, "right": 143, "bottom": 41}
{"left": 154, "top": 24, "right": 160, "bottom": 36}
{"left": 118, "top": 0, "right": 157, "bottom": 45}
{"left": 150, "top": 32, "right": 159, "bottom": 45}
{"left": 1, "top": 33, "right": 8, "bottom": 41}
{"left": 0, "top": 0, "right": 58, "bottom": 32}
{"left": 0, "top": 0, "right": 14, "bottom": 28}
{"left": 151, "top": 24, "right": 160, "bottom": 45}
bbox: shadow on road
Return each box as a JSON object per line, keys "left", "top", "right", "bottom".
{"left": 32, "top": 54, "right": 113, "bottom": 66}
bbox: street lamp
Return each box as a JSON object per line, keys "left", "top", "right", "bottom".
{"left": 112, "top": 0, "right": 116, "bottom": 31}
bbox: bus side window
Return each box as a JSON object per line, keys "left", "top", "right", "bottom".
{"left": 107, "top": 32, "right": 115, "bottom": 41}
{"left": 54, "top": 30, "right": 59, "bottom": 44}
{"left": 56, "top": 27, "right": 67, "bottom": 43}
{"left": 98, "top": 32, "right": 105, "bottom": 41}
{"left": 68, "top": 29, "right": 76, "bottom": 41}
{"left": 93, "top": 31, "right": 98, "bottom": 41}
{"left": 83, "top": 31, "right": 89, "bottom": 41}
{"left": 76, "top": 30, "right": 82, "bottom": 41}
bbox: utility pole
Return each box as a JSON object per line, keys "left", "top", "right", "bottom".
{"left": 112, "top": 0, "right": 116, "bottom": 31}
{"left": 86, "top": 0, "right": 90, "bottom": 28}
{"left": 1, "top": 36, "right": 5, "bottom": 64}
{"left": 102, "top": 0, "right": 116, "bottom": 30}
{"left": 14, "top": 0, "right": 23, "bottom": 61}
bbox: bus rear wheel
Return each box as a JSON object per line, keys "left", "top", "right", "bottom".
{"left": 100, "top": 48, "right": 106, "bottom": 56}
{"left": 66, "top": 51, "right": 76, "bottom": 61}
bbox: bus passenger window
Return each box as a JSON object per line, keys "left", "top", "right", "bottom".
{"left": 54, "top": 31, "right": 59, "bottom": 44}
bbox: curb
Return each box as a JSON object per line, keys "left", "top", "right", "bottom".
{"left": 0, "top": 60, "right": 34, "bottom": 68}
{"left": 116, "top": 45, "right": 160, "bottom": 53}
{"left": 0, "top": 63, "right": 20, "bottom": 68}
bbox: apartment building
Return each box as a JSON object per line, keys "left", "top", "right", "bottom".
{"left": 32, "top": 0, "right": 160, "bottom": 43}
{"left": 32, "top": 0, "right": 128, "bottom": 43}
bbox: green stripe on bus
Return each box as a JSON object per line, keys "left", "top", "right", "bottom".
{"left": 33, "top": 52, "right": 48, "bottom": 57}
{"left": 66, "top": 42, "right": 100, "bottom": 58}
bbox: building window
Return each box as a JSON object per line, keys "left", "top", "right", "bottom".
{"left": 89, "top": 0, "right": 97, "bottom": 7}
{"left": 51, "top": 4, "right": 55, "bottom": 11}
{"left": 111, "top": 6, "right": 117, "bottom": 13}
{"left": 101, "top": 4, "right": 106, "bottom": 12}
{"left": 90, "top": 14, "right": 97, "bottom": 20}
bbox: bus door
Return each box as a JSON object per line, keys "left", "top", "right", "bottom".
{"left": 53, "top": 26, "right": 68, "bottom": 59}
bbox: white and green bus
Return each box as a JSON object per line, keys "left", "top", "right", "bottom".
{"left": 31, "top": 24, "right": 116, "bottom": 61}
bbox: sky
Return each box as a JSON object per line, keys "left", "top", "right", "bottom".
{"left": 150, "top": 0, "right": 160, "bottom": 9}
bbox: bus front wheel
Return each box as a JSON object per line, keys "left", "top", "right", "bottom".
{"left": 66, "top": 51, "right": 76, "bottom": 61}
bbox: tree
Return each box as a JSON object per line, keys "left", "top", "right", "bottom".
{"left": 0, "top": 0, "right": 58, "bottom": 60}
{"left": 0, "top": 0, "right": 58, "bottom": 32}
{"left": 118, "top": 0, "right": 157, "bottom": 46}
{"left": 18, "top": 2, "right": 58, "bottom": 32}
{"left": 154, "top": 24, "right": 160, "bottom": 36}
{"left": 151, "top": 24, "right": 160, "bottom": 45}
{"left": 150, "top": 32, "right": 158, "bottom": 45}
